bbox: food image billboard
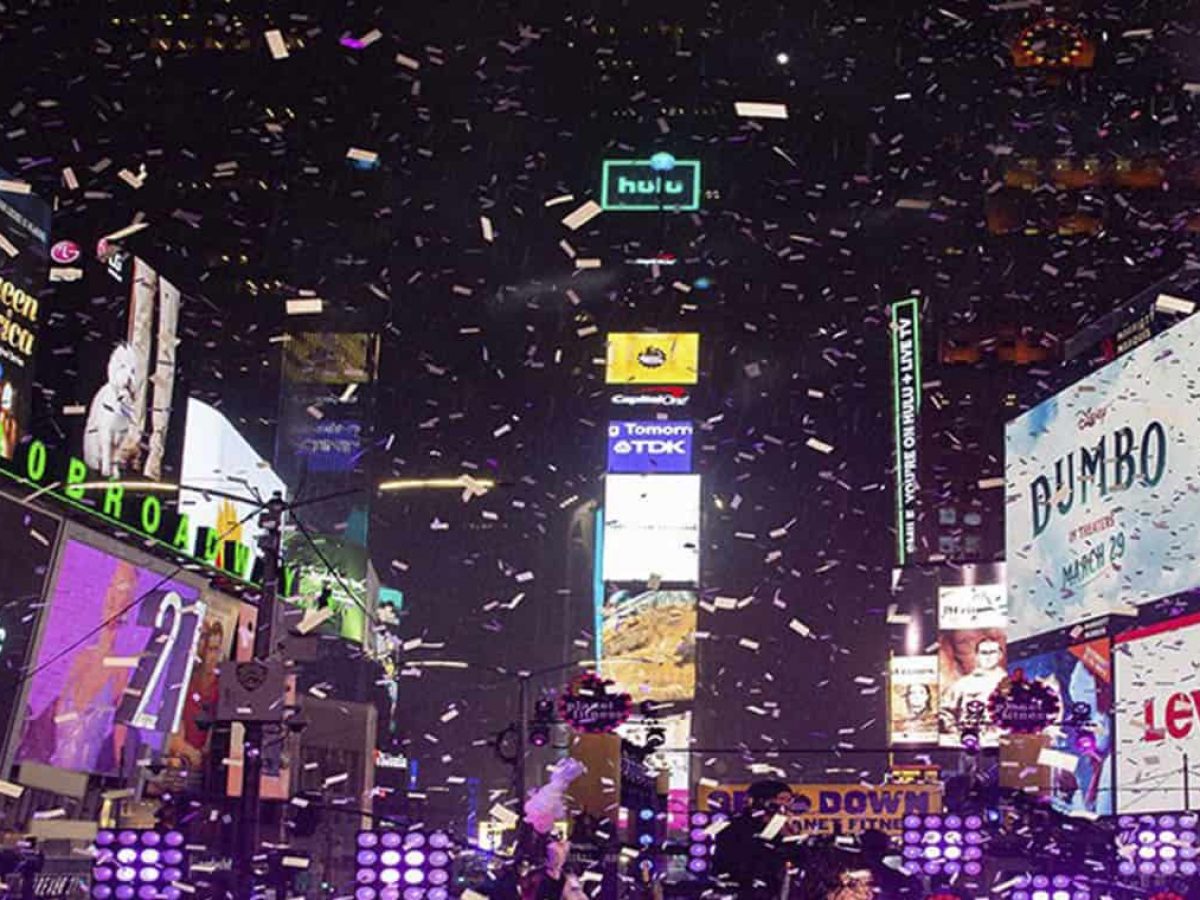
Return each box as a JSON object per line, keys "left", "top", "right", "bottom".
{"left": 14, "top": 536, "right": 205, "bottom": 775}
{"left": 937, "top": 583, "right": 1007, "bottom": 748}
{"left": 601, "top": 474, "right": 700, "bottom": 584}
{"left": 1006, "top": 638, "right": 1114, "bottom": 816}
{"left": 888, "top": 655, "right": 938, "bottom": 745}
{"left": 1006, "top": 311, "right": 1200, "bottom": 642}
{"left": 600, "top": 588, "right": 696, "bottom": 702}
{"left": 0, "top": 170, "right": 51, "bottom": 460}
{"left": 605, "top": 332, "right": 699, "bottom": 385}
{"left": 1114, "top": 612, "right": 1200, "bottom": 814}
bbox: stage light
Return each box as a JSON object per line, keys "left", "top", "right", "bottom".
{"left": 1116, "top": 813, "right": 1199, "bottom": 877}
{"left": 91, "top": 830, "right": 187, "bottom": 900}
{"left": 685, "top": 811, "right": 727, "bottom": 875}
{"left": 902, "top": 813, "right": 984, "bottom": 877}
{"left": 355, "top": 830, "right": 452, "bottom": 899}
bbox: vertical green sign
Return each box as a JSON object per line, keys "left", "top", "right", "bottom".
{"left": 891, "top": 298, "right": 922, "bottom": 565}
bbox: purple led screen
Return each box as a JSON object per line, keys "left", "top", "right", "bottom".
{"left": 14, "top": 539, "right": 204, "bottom": 775}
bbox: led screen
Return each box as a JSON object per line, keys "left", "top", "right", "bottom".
{"left": 937, "top": 584, "right": 1007, "bottom": 748}
{"left": 0, "top": 167, "right": 50, "bottom": 460}
{"left": 14, "top": 538, "right": 204, "bottom": 774}
{"left": 600, "top": 588, "right": 696, "bottom": 701}
{"left": 1006, "top": 312, "right": 1200, "bottom": 641}
{"left": 1008, "top": 639, "right": 1114, "bottom": 816}
{"left": 0, "top": 492, "right": 59, "bottom": 767}
{"left": 888, "top": 655, "right": 938, "bottom": 746}
{"left": 1114, "top": 612, "right": 1200, "bottom": 814}
{"left": 606, "top": 420, "right": 693, "bottom": 474}
{"left": 601, "top": 474, "right": 700, "bottom": 584}
{"left": 179, "top": 397, "right": 286, "bottom": 568}
{"left": 605, "top": 333, "right": 699, "bottom": 385}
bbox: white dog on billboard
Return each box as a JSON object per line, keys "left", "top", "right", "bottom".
{"left": 84, "top": 342, "right": 141, "bottom": 477}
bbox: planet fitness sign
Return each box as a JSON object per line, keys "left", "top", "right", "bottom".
{"left": 606, "top": 421, "right": 693, "bottom": 474}
{"left": 1006, "top": 312, "right": 1200, "bottom": 641}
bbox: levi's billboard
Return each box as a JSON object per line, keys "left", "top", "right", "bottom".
{"left": 1005, "top": 312, "right": 1200, "bottom": 642}
{"left": 606, "top": 421, "right": 693, "bottom": 474}
{"left": 1114, "top": 612, "right": 1200, "bottom": 814}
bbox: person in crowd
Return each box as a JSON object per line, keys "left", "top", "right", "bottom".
{"left": 711, "top": 780, "right": 797, "bottom": 898}
{"left": 856, "top": 829, "right": 919, "bottom": 897}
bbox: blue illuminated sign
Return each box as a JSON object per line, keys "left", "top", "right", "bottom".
{"left": 606, "top": 421, "right": 693, "bottom": 474}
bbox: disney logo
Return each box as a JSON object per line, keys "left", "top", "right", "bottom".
{"left": 1076, "top": 405, "right": 1109, "bottom": 431}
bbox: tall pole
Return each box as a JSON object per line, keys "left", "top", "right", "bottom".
{"left": 238, "top": 492, "right": 285, "bottom": 899}
{"left": 516, "top": 674, "right": 529, "bottom": 823}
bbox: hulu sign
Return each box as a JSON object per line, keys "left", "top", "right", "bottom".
{"left": 601, "top": 158, "right": 702, "bottom": 212}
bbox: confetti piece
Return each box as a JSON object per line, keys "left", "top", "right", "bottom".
{"left": 286, "top": 298, "right": 323, "bottom": 315}
{"left": 806, "top": 437, "right": 834, "bottom": 454}
{"left": 561, "top": 200, "right": 602, "bottom": 231}
{"left": 734, "top": 101, "right": 788, "bottom": 119}
{"left": 346, "top": 148, "right": 379, "bottom": 165}
{"left": 396, "top": 53, "right": 421, "bottom": 70}
{"left": 0, "top": 179, "right": 31, "bottom": 194}
{"left": 264, "top": 29, "right": 289, "bottom": 60}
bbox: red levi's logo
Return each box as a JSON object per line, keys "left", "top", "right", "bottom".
{"left": 1143, "top": 691, "right": 1200, "bottom": 742}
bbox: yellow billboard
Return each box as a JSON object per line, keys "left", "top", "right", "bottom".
{"left": 696, "top": 783, "right": 942, "bottom": 836}
{"left": 605, "top": 332, "right": 699, "bottom": 385}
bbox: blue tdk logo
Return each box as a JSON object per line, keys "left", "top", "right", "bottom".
{"left": 606, "top": 421, "right": 694, "bottom": 473}
{"left": 601, "top": 159, "right": 702, "bottom": 211}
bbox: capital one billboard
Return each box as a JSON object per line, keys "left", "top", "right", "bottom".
{"left": 1114, "top": 613, "right": 1200, "bottom": 813}
{"left": 606, "top": 421, "right": 693, "bottom": 473}
{"left": 1006, "top": 312, "right": 1200, "bottom": 641}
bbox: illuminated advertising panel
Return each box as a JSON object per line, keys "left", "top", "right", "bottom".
{"left": 1007, "top": 638, "right": 1114, "bottom": 816}
{"left": 1114, "top": 612, "right": 1200, "bottom": 814}
{"left": 165, "top": 589, "right": 240, "bottom": 771}
{"left": 937, "top": 584, "right": 1007, "bottom": 748}
{"left": 1006, "top": 312, "right": 1200, "bottom": 642}
{"left": 81, "top": 255, "right": 182, "bottom": 480}
{"left": 600, "top": 159, "right": 702, "bottom": 212}
{"left": 606, "top": 421, "right": 693, "bottom": 474}
{"left": 888, "top": 655, "right": 938, "bottom": 746}
{"left": 605, "top": 333, "right": 699, "bottom": 385}
{"left": 601, "top": 474, "right": 700, "bottom": 584}
{"left": 0, "top": 492, "right": 60, "bottom": 770}
{"left": 600, "top": 588, "right": 696, "bottom": 701}
{"left": 180, "top": 397, "right": 286, "bottom": 570}
{"left": 0, "top": 169, "right": 51, "bottom": 460}
{"left": 14, "top": 537, "right": 205, "bottom": 774}
{"left": 890, "top": 298, "right": 921, "bottom": 565}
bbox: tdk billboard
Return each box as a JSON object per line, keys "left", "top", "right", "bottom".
{"left": 606, "top": 421, "right": 694, "bottom": 474}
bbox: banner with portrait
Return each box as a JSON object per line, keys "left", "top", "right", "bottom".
{"left": 889, "top": 655, "right": 938, "bottom": 745}
{"left": 937, "top": 584, "right": 1007, "bottom": 748}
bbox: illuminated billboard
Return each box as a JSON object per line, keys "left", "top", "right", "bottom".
{"left": 937, "top": 584, "right": 1007, "bottom": 748}
{"left": 1006, "top": 312, "right": 1200, "bottom": 641}
{"left": 890, "top": 298, "right": 921, "bottom": 565}
{"left": 606, "top": 421, "right": 693, "bottom": 474}
{"left": 888, "top": 655, "right": 938, "bottom": 746}
{"left": 600, "top": 159, "right": 702, "bottom": 212}
{"left": 14, "top": 537, "right": 205, "bottom": 774}
{"left": 180, "top": 397, "right": 287, "bottom": 570}
{"left": 601, "top": 474, "right": 700, "bottom": 584}
{"left": 605, "top": 333, "right": 699, "bottom": 386}
{"left": 600, "top": 588, "right": 696, "bottom": 701}
{"left": 0, "top": 170, "right": 51, "bottom": 460}
{"left": 0, "top": 491, "right": 60, "bottom": 769}
{"left": 81, "top": 255, "right": 182, "bottom": 480}
{"left": 1008, "top": 638, "right": 1114, "bottom": 816}
{"left": 1114, "top": 612, "right": 1200, "bottom": 814}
